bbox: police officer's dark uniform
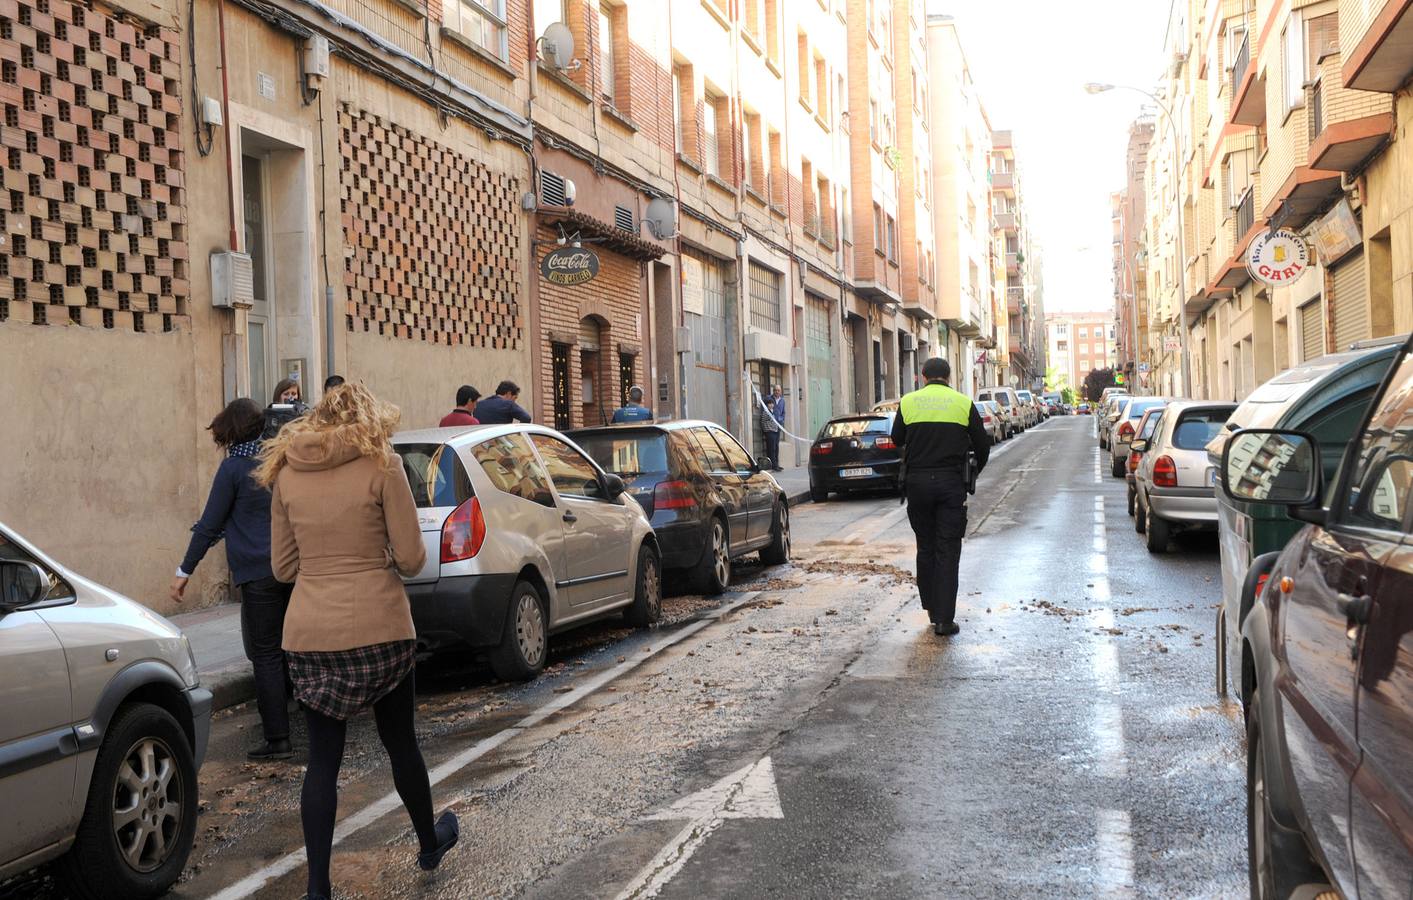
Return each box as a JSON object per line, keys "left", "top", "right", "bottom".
{"left": 890, "top": 365, "right": 990, "bottom": 635}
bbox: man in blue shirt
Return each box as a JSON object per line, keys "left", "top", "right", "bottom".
{"left": 611, "top": 386, "right": 654, "bottom": 423}
{"left": 473, "top": 380, "right": 533, "bottom": 425}
{"left": 761, "top": 385, "right": 786, "bottom": 471}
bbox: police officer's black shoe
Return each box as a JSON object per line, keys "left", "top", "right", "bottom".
{"left": 933, "top": 622, "right": 960, "bottom": 637}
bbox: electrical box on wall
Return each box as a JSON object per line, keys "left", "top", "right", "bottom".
{"left": 210, "top": 251, "right": 255, "bottom": 309}
{"left": 304, "top": 35, "right": 330, "bottom": 81}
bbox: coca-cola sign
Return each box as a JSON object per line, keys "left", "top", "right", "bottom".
{"left": 541, "top": 246, "right": 600, "bottom": 286}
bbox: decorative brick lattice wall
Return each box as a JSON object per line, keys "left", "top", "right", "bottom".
{"left": 0, "top": 0, "right": 188, "bottom": 331}
{"left": 339, "top": 105, "right": 521, "bottom": 348}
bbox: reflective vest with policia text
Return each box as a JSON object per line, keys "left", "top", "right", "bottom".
{"left": 895, "top": 382, "right": 982, "bottom": 496}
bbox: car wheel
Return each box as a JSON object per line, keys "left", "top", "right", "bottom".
{"left": 1111, "top": 455, "right": 1126, "bottom": 478}
{"left": 490, "top": 580, "right": 548, "bottom": 681}
{"left": 809, "top": 481, "right": 829, "bottom": 503}
{"left": 760, "top": 503, "right": 791, "bottom": 566}
{"left": 1145, "top": 505, "right": 1170, "bottom": 553}
{"left": 1135, "top": 494, "right": 1147, "bottom": 534}
{"left": 1126, "top": 485, "right": 1136, "bottom": 517}
{"left": 623, "top": 544, "right": 662, "bottom": 627}
{"left": 693, "top": 515, "right": 731, "bottom": 595}
{"left": 58, "top": 702, "right": 197, "bottom": 900}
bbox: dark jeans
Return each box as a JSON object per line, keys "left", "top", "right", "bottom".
{"left": 302, "top": 673, "right": 437, "bottom": 898}
{"left": 904, "top": 470, "right": 968, "bottom": 625}
{"left": 239, "top": 576, "right": 292, "bottom": 742}
{"left": 764, "top": 430, "right": 781, "bottom": 468}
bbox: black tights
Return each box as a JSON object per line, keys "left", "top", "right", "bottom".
{"left": 301, "top": 672, "right": 437, "bottom": 898}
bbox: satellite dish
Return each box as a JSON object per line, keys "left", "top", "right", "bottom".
{"left": 540, "top": 22, "right": 575, "bottom": 70}
{"left": 644, "top": 197, "right": 676, "bottom": 240}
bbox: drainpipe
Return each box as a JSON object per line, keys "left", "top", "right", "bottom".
{"left": 217, "top": 0, "right": 238, "bottom": 252}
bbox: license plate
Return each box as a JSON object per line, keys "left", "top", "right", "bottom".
{"left": 840, "top": 467, "right": 875, "bottom": 478}
{"left": 1206, "top": 468, "right": 1217, "bottom": 487}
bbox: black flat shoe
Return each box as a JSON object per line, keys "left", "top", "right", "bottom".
{"left": 933, "top": 622, "right": 960, "bottom": 637}
{"left": 248, "top": 738, "right": 293, "bottom": 760}
{"left": 418, "top": 811, "right": 460, "bottom": 871}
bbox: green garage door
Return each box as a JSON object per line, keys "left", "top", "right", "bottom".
{"left": 805, "top": 294, "right": 834, "bottom": 438}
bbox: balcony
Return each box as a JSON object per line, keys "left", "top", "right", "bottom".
{"left": 996, "top": 211, "right": 1018, "bottom": 232}
{"left": 1006, "top": 286, "right": 1024, "bottom": 315}
{"left": 991, "top": 171, "right": 1015, "bottom": 193}
{"left": 1006, "top": 252, "right": 1021, "bottom": 275}
{"left": 1235, "top": 189, "right": 1255, "bottom": 239}
{"left": 1230, "top": 33, "right": 1266, "bottom": 125}
{"left": 1343, "top": 0, "right": 1413, "bottom": 92}
{"left": 1306, "top": 60, "right": 1395, "bottom": 173}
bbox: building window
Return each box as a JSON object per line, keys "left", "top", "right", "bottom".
{"left": 744, "top": 113, "right": 761, "bottom": 191}
{"left": 869, "top": 99, "right": 879, "bottom": 144}
{"left": 765, "top": 0, "right": 780, "bottom": 63}
{"left": 749, "top": 261, "right": 783, "bottom": 333}
{"left": 597, "top": 5, "right": 616, "bottom": 104}
{"left": 797, "top": 32, "right": 810, "bottom": 104}
{"left": 744, "top": 0, "right": 762, "bottom": 42}
{"left": 445, "top": 0, "right": 508, "bottom": 61}
{"left": 1078, "top": 326, "right": 1088, "bottom": 338}
{"left": 872, "top": 202, "right": 883, "bottom": 250}
{"left": 534, "top": 0, "right": 565, "bottom": 38}
{"left": 672, "top": 67, "right": 685, "bottom": 154}
{"left": 1281, "top": 17, "right": 1304, "bottom": 114}
{"left": 815, "top": 57, "right": 828, "bottom": 118}
{"left": 885, "top": 215, "right": 897, "bottom": 261}
{"left": 768, "top": 129, "right": 784, "bottom": 206}
{"left": 703, "top": 91, "right": 721, "bottom": 178}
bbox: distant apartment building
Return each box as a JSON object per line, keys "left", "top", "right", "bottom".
{"left": 1113, "top": 118, "right": 1153, "bottom": 382}
{"left": 1046, "top": 312, "right": 1116, "bottom": 394}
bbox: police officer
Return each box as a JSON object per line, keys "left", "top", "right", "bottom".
{"left": 890, "top": 357, "right": 990, "bottom": 636}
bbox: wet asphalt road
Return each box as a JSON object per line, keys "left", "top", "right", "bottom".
{"left": 5, "top": 415, "right": 1247, "bottom": 899}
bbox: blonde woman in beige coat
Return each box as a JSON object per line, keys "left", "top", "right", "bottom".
{"left": 257, "top": 384, "right": 458, "bottom": 900}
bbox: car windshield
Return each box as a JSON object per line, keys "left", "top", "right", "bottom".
{"left": 397, "top": 443, "right": 474, "bottom": 509}
{"left": 1016, "top": 391, "right": 1033, "bottom": 402}
{"left": 822, "top": 417, "right": 892, "bottom": 438}
{"left": 1172, "top": 409, "right": 1234, "bottom": 450}
{"left": 574, "top": 432, "right": 670, "bottom": 479}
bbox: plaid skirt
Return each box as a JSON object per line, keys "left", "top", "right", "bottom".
{"left": 286, "top": 640, "right": 416, "bottom": 721}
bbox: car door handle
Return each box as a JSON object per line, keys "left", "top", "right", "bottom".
{"left": 562, "top": 511, "right": 577, "bottom": 524}
{"left": 1338, "top": 592, "right": 1373, "bottom": 626}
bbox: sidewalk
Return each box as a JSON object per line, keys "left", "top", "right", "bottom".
{"left": 175, "top": 470, "right": 816, "bottom": 712}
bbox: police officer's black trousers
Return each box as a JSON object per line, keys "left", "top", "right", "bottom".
{"left": 904, "top": 469, "right": 968, "bottom": 625}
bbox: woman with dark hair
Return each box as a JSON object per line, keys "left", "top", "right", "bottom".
{"left": 257, "top": 384, "right": 458, "bottom": 899}
{"left": 170, "top": 397, "right": 294, "bottom": 760}
{"left": 273, "top": 378, "right": 302, "bottom": 405}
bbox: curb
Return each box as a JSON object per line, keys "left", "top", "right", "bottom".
{"left": 784, "top": 488, "right": 812, "bottom": 508}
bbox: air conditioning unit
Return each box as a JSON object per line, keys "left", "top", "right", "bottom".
{"left": 901, "top": 333, "right": 917, "bottom": 352}
{"left": 210, "top": 251, "right": 254, "bottom": 309}
{"left": 304, "top": 35, "right": 330, "bottom": 81}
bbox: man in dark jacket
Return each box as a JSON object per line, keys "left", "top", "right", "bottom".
{"left": 439, "top": 385, "right": 481, "bottom": 427}
{"left": 891, "top": 357, "right": 990, "bottom": 636}
{"left": 473, "top": 380, "right": 533, "bottom": 425}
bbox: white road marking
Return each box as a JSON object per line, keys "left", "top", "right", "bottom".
{"left": 1096, "top": 808, "right": 1136, "bottom": 894}
{"left": 204, "top": 591, "right": 763, "bottom": 900}
{"left": 617, "top": 757, "right": 783, "bottom": 900}
{"left": 1089, "top": 489, "right": 1133, "bottom": 889}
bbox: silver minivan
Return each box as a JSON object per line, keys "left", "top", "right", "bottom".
{"left": 976, "top": 387, "right": 1024, "bottom": 434}
{"left": 0, "top": 523, "right": 211, "bottom": 899}
{"left": 393, "top": 423, "right": 661, "bottom": 681}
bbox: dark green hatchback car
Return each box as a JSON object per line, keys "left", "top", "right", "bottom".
{"left": 1211, "top": 336, "right": 1405, "bottom": 701}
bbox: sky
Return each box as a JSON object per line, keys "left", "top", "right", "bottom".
{"left": 926, "top": 0, "right": 1175, "bottom": 313}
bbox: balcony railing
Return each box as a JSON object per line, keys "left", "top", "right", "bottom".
{"left": 1235, "top": 189, "right": 1254, "bottom": 239}
{"left": 1309, "top": 77, "right": 1324, "bottom": 144}
{"left": 1232, "top": 33, "right": 1250, "bottom": 97}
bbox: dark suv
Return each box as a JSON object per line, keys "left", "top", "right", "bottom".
{"left": 570, "top": 421, "right": 789, "bottom": 595}
{"left": 1221, "top": 334, "right": 1413, "bottom": 899}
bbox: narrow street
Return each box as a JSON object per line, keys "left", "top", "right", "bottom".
{"left": 55, "top": 415, "right": 1246, "bottom": 900}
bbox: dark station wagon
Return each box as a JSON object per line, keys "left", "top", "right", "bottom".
{"left": 807, "top": 414, "right": 902, "bottom": 502}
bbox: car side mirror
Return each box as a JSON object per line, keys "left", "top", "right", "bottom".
{"left": 0, "top": 559, "right": 50, "bottom": 610}
{"left": 1130, "top": 439, "right": 1149, "bottom": 453}
{"left": 1221, "top": 428, "right": 1322, "bottom": 509}
{"left": 602, "top": 472, "right": 626, "bottom": 500}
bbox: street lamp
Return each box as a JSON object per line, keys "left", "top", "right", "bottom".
{"left": 1084, "top": 82, "right": 1193, "bottom": 397}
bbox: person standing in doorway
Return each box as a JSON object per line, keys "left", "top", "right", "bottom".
{"left": 761, "top": 385, "right": 786, "bottom": 471}
{"left": 473, "top": 380, "right": 533, "bottom": 425}
{"left": 611, "top": 385, "right": 654, "bottom": 423}
{"left": 170, "top": 398, "right": 293, "bottom": 760}
{"left": 439, "top": 385, "right": 481, "bottom": 427}
{"left": 890, "top": 357, "right": 990, "bottom": 636}
{"left": 257, "top": 385, "right": 460, "bottom": 900}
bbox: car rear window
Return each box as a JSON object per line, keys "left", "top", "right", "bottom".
{"left": 1172, "top": 409, "right": 1233, "bottom": 450}
{"left": 575, "top": 432, "right": 670, "bottom": 478}
{"left": 1126, "top": 399, "right": 1165, "bottom": 418}
{"left": 822, "top": 417, "right": 892, "bottom": 437}
{"left": 398, "top": 443, "right": 474, "bottom": 509}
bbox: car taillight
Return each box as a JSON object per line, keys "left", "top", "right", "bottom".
{"left": 873, "top": 436, "right": 896, "bottom": 450}
{"left": 1254, "top": 572, "right": 1271, "bottom": 600}
{"left": 1118, "top": 421, "right": 1135, "bottom": 439}
{"left": 812, "top": 441, "right": 834, "bottom": 455}
{"left": 653, "top": 480, "right": 697, "bottom": 509}
{"left": 441, "top": 497, "right": 486, "bottom": 562}
{"left": 1153, "top": 455, "right": 1178, "bottom": 487}
{"left": 1128, "top": 452, "right": 1142, "bottom": 474}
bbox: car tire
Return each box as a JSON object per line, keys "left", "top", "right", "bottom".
{"left": 1135, "top": 495, "right": 1147, "bottom": 534}
{"left": 1111, "top": 455, "right": 1126, "bottom": 478}
{"left": 623, "top": 544, "right": 663, "bottom": 627}
{"left": 809, "top": 482, "right": 829, "bottom": 503}
{"left": 58, "top": 702, "right": 197, "bottom": 900}
{"left": 1126, "top": 485, "right": 1136, "bottom": 517}
{"left": 693, "top": 515, "right": 731, "bottom": 595}
{"left": 760, "top": 503, "right": 791, "bottom": 566}
{"left": 1145, "top": 505, "right": 1170, "bottom": 553}
{"left": 490, "top": 580, "right": 548, "bottom": 681}
{"left": 1246, "top": 690, "right": 1328, "bottom": 899}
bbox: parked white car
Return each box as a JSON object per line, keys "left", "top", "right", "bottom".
{"left": 976, "top": 387, "right": 1025, "bottom": 434}
{"left": 1014, "top": 389, "right": 1041, "bottom": 428}
{"left": 393, "top": 423, "right": 661, "bottom": 681}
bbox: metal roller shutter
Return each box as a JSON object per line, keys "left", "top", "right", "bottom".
{"left": 682, "top": 248, "right": 730, "bottom": 428}
{"left": 1299, "top": 300, "right": 1324, "bottom": 362}
{"left": 805, "top": 295, "right": 834, "bottom": 437}
{"left": 1330, "top": 251, "right": 1369, "bottom": 353}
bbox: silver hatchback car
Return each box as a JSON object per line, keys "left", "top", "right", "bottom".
{"left": 1132, "top": 401, "right": 1237, "bottom": 552}
{"left": 0, "top": 523, "right": 211, "bottom": 899}
{"left": 393, "top": 423, "right": 661, "bottom": 681}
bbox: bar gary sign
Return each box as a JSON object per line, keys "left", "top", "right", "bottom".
{"left": 542, "top": 246, "right": 600, "bottom": 286}
{"left": 1246, "top": 228, "right": 1310, "bottom": 286}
